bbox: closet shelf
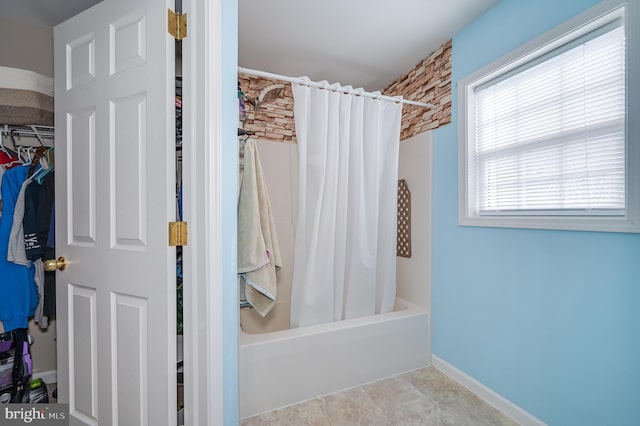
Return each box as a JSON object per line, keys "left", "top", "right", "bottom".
{"left": 2, "top": 124, "right": 54, "bottom": 145}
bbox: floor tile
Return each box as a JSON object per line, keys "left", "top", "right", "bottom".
{"left": 240, "top": 399, "right": 330, "bottom": 426}
{"left": 318, "top": 387, "right": 392, "bottom": 426}
{"left": 446, "top": 394, "right": 520, "bottom": 426}
{"left": 240, "top": 367, "right": 521, "bottom": 426}
{"left": 362, "top": 375, "right": 439, "bottom": 423}
{"left": 402, "top": 367, "right": 476, "bottom": 403}
{"left": 394, "top": 404, "right": 461, "bottom": 426}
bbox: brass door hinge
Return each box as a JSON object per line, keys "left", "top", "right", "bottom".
{"left": 169, "top": 221, "right": 188, "bottom": 246}
{"left": 168, "top": 9, "right": 187, "bottom": 40}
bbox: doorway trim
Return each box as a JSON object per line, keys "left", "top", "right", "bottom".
{"left": 182, "top": 0, "right": 239, "bottom": 424}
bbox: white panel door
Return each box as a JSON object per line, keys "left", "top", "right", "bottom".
{"left": 54, "top": 0, "right": 176, "bottom": 424}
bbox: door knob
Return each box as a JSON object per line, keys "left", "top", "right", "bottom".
{"left": 44, "top": 257, "right": 67, "bottom": 272}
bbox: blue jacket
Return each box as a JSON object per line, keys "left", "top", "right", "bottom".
{"left": 0, "top": 165, "right": 38, "bottom": 331}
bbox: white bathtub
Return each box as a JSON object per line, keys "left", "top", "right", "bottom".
{"left": 239, "top": 298, "right": 431, "bottom": 418}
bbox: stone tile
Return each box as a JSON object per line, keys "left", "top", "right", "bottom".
{"left": 446, "top": 394, "right": 520, "bottom": 426}
{"left": 395, "top": 404, "right": 461, "bottom": 426}
{"left": 240, "top": 399, "right": 330, "bottom": 426}
{"left": 242, "top": 367, "right": 520, "bottom": 426}
{"left": 402, "top": 367, "right": 476, "bottom": 403}
{"left": 318, "top": 387, "right": 392, "bottom": 426}
{"left": 362, "top": 376, "right": 439, "bottom": 423}
{"left": 240, "top": 411, "right": 279, "bottom": 426}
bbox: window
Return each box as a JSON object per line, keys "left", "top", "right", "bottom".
{"left": 459, "top": 0, "right": 640, "bottom": 233}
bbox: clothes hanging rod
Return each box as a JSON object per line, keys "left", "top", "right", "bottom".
{"left": 2, "top": 124, "right": 54, "bottom": 150}
{"left": 2, "top": 124, "right": 54, "bottom": 140}
{"left": 238, "top": 66, "right": 435, "bottom": 109}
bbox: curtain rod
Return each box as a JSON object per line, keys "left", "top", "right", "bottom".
{"left": 238, "top": 66, "right": 434, "bottom": 109}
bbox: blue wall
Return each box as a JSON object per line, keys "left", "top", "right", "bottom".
{"left": 432, "top": 1, "right": 640, "bottom": 425}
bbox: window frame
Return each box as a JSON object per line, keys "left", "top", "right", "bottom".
{"left": 458, "top": 0, "right": 640, "bottom": 233}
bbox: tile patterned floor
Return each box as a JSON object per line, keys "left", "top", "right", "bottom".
{"left": 240, "top": 367, "right": 519, "bottom": 426}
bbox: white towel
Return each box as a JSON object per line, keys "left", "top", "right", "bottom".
{"left": 237, "top": 139, "right": 282, "bottom": 317}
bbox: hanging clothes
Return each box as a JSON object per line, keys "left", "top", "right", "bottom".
{"left": 23, "top": 172, "right": 55, "bottom": 327}
{"left": 24, "top": 173, "right": 54, "bottom": 260}
{"left": 0, "top": 151, "right": 20, "bottom": 170}
{"left": 7, "top": 175, "right": 33, "bottom": 266}
{"left": 0, "top": 150, "right": 21, "bottom": 220}
{"left": 44, "top": 206, "right": 56, "bottom": 317}
{"left": 0, "top": 166, "right": 38, "bottom": 332}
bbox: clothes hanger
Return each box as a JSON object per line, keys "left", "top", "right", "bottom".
{"left": 34, "top": 149, "right": 55, "bottom": 184}
{"left": 20, "top": 146, "right": 31, "bottom": 164}
{"left": 27, "top": 147, "right": 48, "bottom": 179}
{"left": 0, "top": 130, "right": 19, "bottom": 158}
{"left": 31, "top": 158, "right": 47, "bottom": 183}
{"left": 9, "top": 130, "right": 21, "bottom": 155}
{"left": 0, "top": 133, "right": 11, "bottom": 157}
{"left": 1, "top": 156, "right": 23, "bottom": 168}
{"left": 17, "top": 146, "right": 35, "bottom": 165}
{"left": 15, "top": 146, "right": 24, "bottom": 164}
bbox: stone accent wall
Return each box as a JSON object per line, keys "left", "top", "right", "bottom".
{"left": 238, "top": 73, "right": 296, "bottom": 143}
{"left": 238, "top": 39, "right": 452, "bottom": 143}
{"left": 383, "top": 39, "right": 452, "bottom": 141}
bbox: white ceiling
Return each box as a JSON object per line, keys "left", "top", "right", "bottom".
{"left": 0, "top": 0, "right": 500, "bottom": 91}
{"left": 239, "top": 0, "right": 500, "bottom": 90}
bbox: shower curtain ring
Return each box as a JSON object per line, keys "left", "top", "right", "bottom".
{"left": 299, "top": 76, "right": 311, "bottom": 87}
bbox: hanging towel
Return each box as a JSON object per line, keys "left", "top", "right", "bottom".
{"left": 238, "top": 139, "right": 282, "bottom": 317}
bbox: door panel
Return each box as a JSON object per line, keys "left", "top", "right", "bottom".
{"left": 111, "top": 92, "right": 147, "bottom": 248}
{"left": 109, "top": 11, "right": 147, "bottom": 76}
{"left": 68, "top": 107, "right": 97, "bottom": 246}
{"left": 66, "top": 33, "right": 96, "bottom": 90}
{"left": 69, "top": 285, "right": 98, "bottom": 423}
{"left": 55, "top": 0, "right": 176, "bottom": 424}
{"left": 111, "top": 293, "right": 148, "bottom": 425}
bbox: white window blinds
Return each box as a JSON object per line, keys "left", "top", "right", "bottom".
{"left": 473, "top": 21, "right": 626, "bottom": 215}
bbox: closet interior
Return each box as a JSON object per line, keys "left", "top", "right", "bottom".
{"left": 1, "top": 69, "right": 56, "bottom": 404}
{"left": 176, "top": 71, "right": 185, "bottom": 424}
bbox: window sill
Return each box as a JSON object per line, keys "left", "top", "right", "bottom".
{"left": 458, "top": 214, "right": 640, "bottom": 233}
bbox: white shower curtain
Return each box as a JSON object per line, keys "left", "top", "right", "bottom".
{"left": 290, "top": 82, "right": 402, "bottom": 328}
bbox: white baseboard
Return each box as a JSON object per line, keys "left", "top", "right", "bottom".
{"left": 32, "top": 369, "right": 57, "bottom": 385}
{"left": 432, "top": 356, "right": 546, "bottom": 426}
